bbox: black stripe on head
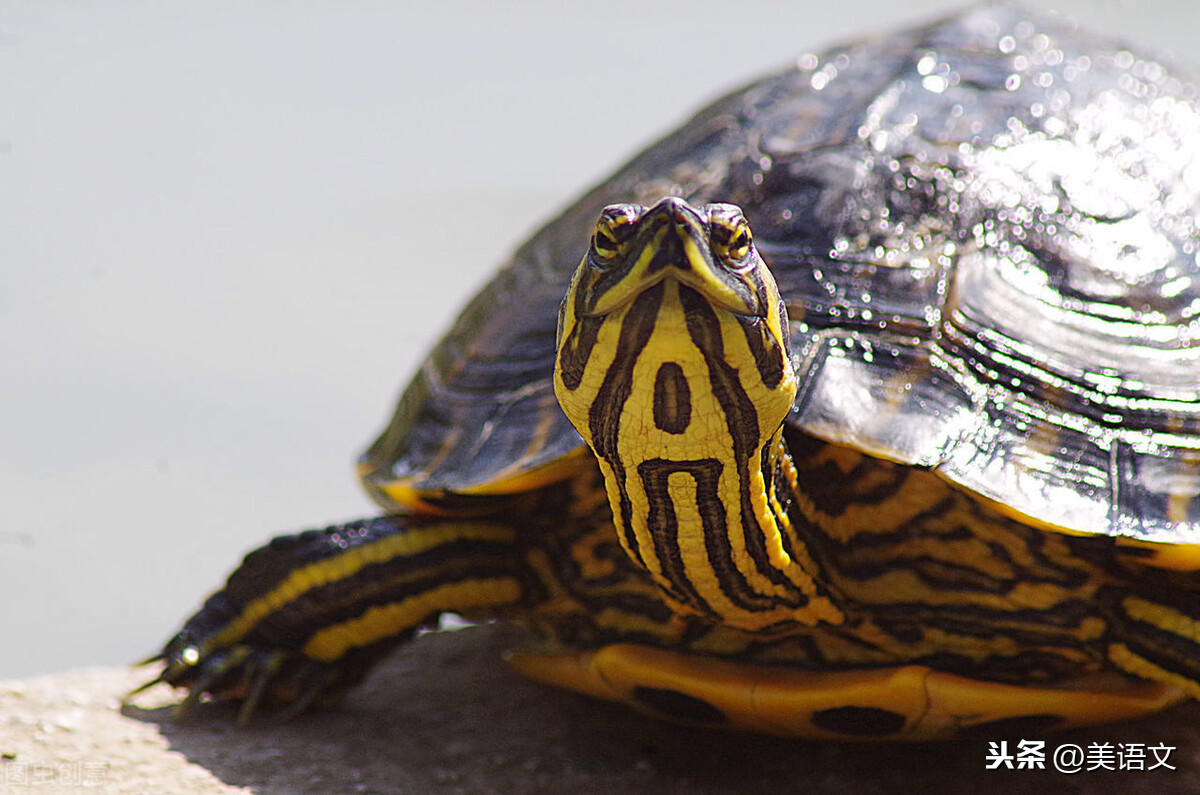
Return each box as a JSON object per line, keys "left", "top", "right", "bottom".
{"left": 587, "top": 283, "right": 665, "bottom": 567}
{"left": 637, "top": 457, "right": 722, "bottom": 615}
{"left": 680, "top": 285, "right": 808, "bottom": 607}
{"left": 646, "top": 225, "right": 687, "bottom": 273}
{"left": 652, "top": 362, "right": 692, "bottom": 434}
{"left": 678, "top": 285, "right": 759, "bottom": 461}
{"left": 557, "top": 273, "right": 607, "bottom": 391}
{"left": 737, "top": 314, "right": 786, "bottom": 390}
{"left": 587, "top": 283, "right": 664, "bottom": 460}
{"left": 709, "top": 221, "right": 735, "bottom": 247}
{"left": 637, "top": 457, "right": 785, "bottom": 615}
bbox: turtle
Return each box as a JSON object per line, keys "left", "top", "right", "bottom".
{"left": 143, "top": 3, "right": 1200, "bottom": 740}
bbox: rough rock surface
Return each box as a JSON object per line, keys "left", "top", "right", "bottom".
{"left": 3, "top": 623, "right": 1200, "bottom": 794}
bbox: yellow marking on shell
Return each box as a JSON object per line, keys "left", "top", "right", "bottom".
{"left": 304, "top": 578, "right": 522, "bottom": 661}
{"left": 367, "top": 448, "right": 592, "bottom": 515}
{"left": 921, "top": 666, "right": 1185, "bottom": 735}
{"left": 369, "top": 481, "right": 463, "bottom": 517}
{"left": 459, "top": 446, "right": 593, "bottom": 495}
{"left": 203, "top": 523, "right": 518, "bottom": 653}
{"left": 507, "top": 644, "right": 921, "bottom": 737}
{"left": 1114, "top": 538, "right": 1200, "bottom": 571}
{"left": 506, "top": 643, "right": 1184, "bottom": 740}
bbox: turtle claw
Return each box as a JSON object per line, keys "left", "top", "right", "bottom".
{"left": 131, "top": 635, "right": 347, "bottom": 724}
{"left": 235, "top": 650, "right": 285, "bottom": 726}
{"left": 123, "top": 667, "right": 165, "bottom": 701}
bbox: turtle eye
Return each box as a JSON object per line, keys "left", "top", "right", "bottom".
{"left": 592, "top": 223, "right": 620, "bottom": 262}
{"left": 710, "top": 212, "right": 753, "bottom": 266}
{"left": 590, "top": 204, "right": 641, "bottom": 265}
{"left": 726, "top": 223, "right": 752, "bottom": 261}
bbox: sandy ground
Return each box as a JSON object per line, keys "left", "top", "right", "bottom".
{"left": 3, "top": 623, "right": 1200, "bottom": 795}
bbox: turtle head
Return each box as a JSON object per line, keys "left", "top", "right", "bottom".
{"left": 564, "top": 197, "right": 780, "bottom": 319}
{"left": 554, "top": 198, "right": 806, "bottom": 623}
{"left": 555, "top": 197, "right": 796, "bottom": 454}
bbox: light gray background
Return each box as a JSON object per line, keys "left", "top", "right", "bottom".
{"left": 2, "top": 0, "right": 1198, "bottom": 677}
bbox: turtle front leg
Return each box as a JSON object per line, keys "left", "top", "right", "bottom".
{"left": 141, "top": 515, "right": 537, "bottom": 723}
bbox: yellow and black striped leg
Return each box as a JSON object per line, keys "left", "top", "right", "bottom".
{"left": 143, "top": 514, "right": 534, "bottom": 723}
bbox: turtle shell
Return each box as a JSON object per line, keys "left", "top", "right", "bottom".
{"left": 359, "top": 4, "right": 1200, "bottom": 541}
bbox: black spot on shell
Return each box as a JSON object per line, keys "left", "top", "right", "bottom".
{"left": 810, "top": 706, "right": 907, "bottom": 736}
{"left": 959, "top": 714, "right": 1064, "bottom": 738}
{"left": 632, "top": 686, "right": 726, "bottom": 724}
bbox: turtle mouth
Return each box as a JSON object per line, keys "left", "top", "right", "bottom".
{"left": 583, "top": 198, "right": 767, "bottom": 320}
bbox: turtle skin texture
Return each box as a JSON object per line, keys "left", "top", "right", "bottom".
{"left": 144, "top": 4, "right": 1200, "bottom": 740}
